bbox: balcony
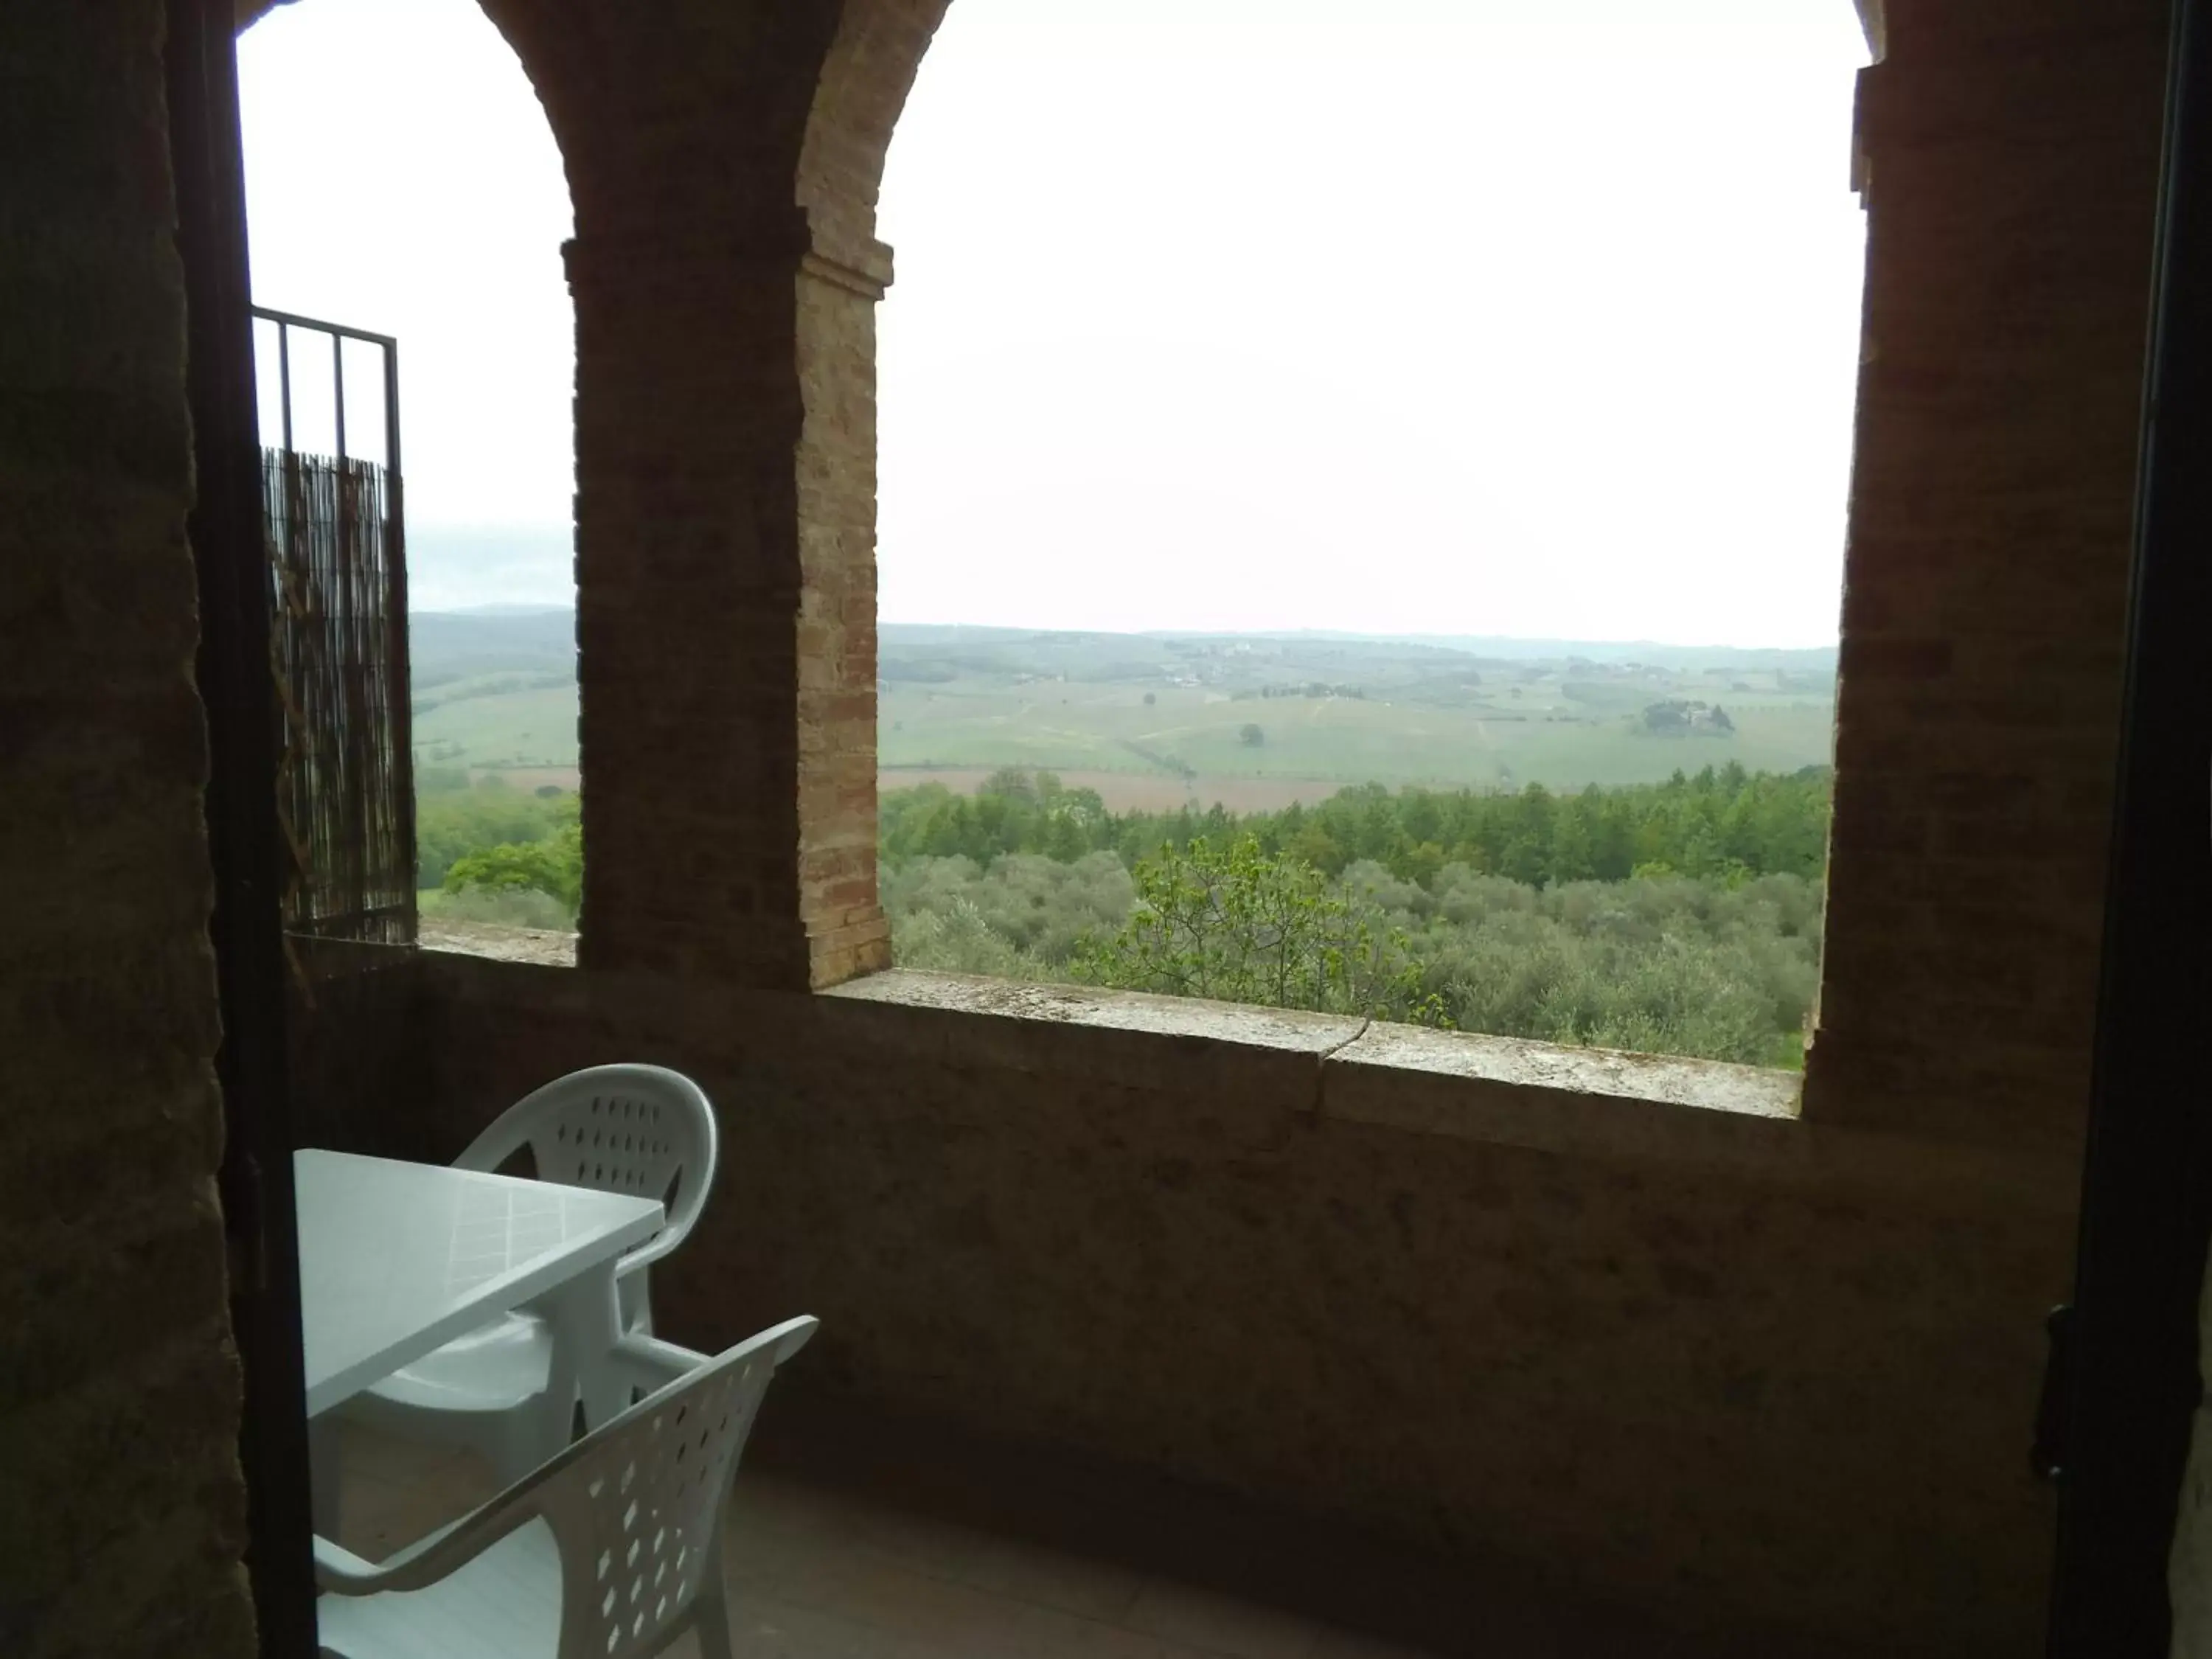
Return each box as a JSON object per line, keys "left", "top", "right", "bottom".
{"left": 10, "top": 0, "right": 2194, "bottom": 1655}
{"left": 283, "top": 944, "right": 2072, "bottom": 1659}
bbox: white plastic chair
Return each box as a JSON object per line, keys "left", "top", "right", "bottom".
{"left": 344, "top": 1065, "right": 720, "bottom": 1484}
{"left": 315, "top": 1318, "right": 816, "bottom": 1659}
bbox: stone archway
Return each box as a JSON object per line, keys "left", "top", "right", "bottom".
{"left": 234, "top": 0, "right": 1914, "bottom": 999}
{"left": 234, "top": 0, "right": 906, "bottom": 987}
{"left": 429, "top": 0, "right": 951, "bottom": 990}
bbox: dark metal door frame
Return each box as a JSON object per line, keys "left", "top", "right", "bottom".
{"left": 165, "top": 0, "right": 318, "bottom": 1651}
{"left": 2047, "top": 0, "right": 2212, "bottom": 1650}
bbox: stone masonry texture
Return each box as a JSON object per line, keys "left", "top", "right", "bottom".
{"left": 1806, "top": 1, "right": 2168, "bottom": 1158}
{"left": 414, "top": 958, "right": 2073, "bottom": 1658}
{"left": 0, "top": 3, "right": 255, "bottom": 1657}
{"left": 0, "top": 0, "right": 2177, "bottom": 1651}
{"left": 389, "top": 0, "right": 2165, "bottom": 1650}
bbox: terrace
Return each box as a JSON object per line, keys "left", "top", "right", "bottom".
{"left": 8, "top": 0, "right": 2211, "bottom": 1656}
{"left": 329, "top": 1405, "right": 1716, "bottom": 1659}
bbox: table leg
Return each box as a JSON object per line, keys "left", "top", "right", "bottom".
{"left": 532, "top": 1260, "right": 627, "bottom": 1456}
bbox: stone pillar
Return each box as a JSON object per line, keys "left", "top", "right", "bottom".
{"left": 1, "top": 0, "right": 257, "bottom": 1651}
{"left": 566, "top": 208, "right": 891, "bottom": 987}
{"left": 1804, "top": 7, "right": 2168, "bottom": 1153}
{"left": 794, "top": 229, "right": 897, "bottom": 987}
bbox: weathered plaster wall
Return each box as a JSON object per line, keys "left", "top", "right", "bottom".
{"left": 0, "top": 3, "right": 254, "bottom": 1655}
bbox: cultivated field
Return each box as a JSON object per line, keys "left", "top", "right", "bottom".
{"left": 411, "top": 613, "right": 1840, "bottom": 802}
{"left": 414, "top": 684, "right": 579, "bottom": 772}
{"left": 880, "top": 682, "right": 1834, "bottom": 793}
{"left": 877, "top": 767, "right": 1352, "bottom": 813}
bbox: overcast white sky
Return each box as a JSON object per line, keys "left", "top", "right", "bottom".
{"left": 238, "top": 0, "right": 1870, "bottom": 645}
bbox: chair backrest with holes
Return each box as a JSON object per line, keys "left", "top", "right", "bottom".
{"left": 455, "top": 1065, "right": 718, "bottom": 1316}
{"left": 532, "top": 1318, "right": 815, "bottom": 1659}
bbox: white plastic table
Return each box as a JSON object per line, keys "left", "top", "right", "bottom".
{"left": 293, "top": 1148, "right": 664, "bottom": 1433}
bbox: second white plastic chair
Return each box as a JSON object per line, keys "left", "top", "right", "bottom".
{"left": 343, "top": 1064, "right": 719, "bottom": 1484}
{"left": 315, "top": 1317, "right": 816, "bottom": 1659}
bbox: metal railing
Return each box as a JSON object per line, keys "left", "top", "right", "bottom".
{"left": 255, "top": 304, "right": 403, "bottom": 477}
{"left": 252, "top": 305, "right": 415, "bottom": 953}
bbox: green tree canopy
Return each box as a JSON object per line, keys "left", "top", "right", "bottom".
{"left": 442, "top": 813, "right": 582, "bottom": 914}
{"left": 1077, "top": 834, "right": 1439, "bottom": 1023}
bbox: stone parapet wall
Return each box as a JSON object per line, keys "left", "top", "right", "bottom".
{"left": 415, "top": 956, "right": 2076, "bottom": 1657}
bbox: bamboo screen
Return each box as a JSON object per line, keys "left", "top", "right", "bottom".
{"left": 262, "top": 448, "right": 416, "bottom": 947}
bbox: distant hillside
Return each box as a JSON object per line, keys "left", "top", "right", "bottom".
{"left": 875, "top": 622, "right": 1837, "bottom": 675}
{"left": 407, "top": 611, "right": 1839, "bottom": 799}
{"left": 1307, "top": 632, "right": 1838, "bottom": 672}
{"left": 409, "top": 611, "right": 1837, "bottom": 681}
{"left": 411, "top": 608, "right": 576, "bottom": 686}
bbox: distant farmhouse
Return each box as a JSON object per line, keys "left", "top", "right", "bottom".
{"left": 1640, "top": 698, "right": 1736, "bottom": 737}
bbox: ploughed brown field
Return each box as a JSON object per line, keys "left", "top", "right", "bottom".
{"left": 877, "top": 767, "right": 1348, "bottom": 813}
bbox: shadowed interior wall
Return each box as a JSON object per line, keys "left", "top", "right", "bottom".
{"left": 0, "top": 3, "right": 254, "bottom": 1655}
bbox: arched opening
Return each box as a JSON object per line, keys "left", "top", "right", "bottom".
{"left": 238, "top": 0, "right": 582, "bottom": 953}
{"left": 18, "top": 0, "right": 2185, "bottom": 1651}
{"left": 871, "top": 0, "right": 1874, "bottom": 1068}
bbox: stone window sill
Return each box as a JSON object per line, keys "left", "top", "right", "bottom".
{"left": 822, "top": 969, "right": 1804, "bottom": 1173}
{"left": 419, "top": 918, "right": 578, "bottom": 966}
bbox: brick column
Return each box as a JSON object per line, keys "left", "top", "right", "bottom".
{"left": 1803, "top": 14, "right": 2166, "bottom": 1152}
{"left": 566, "top": 209, "right": 891, "bottom": 987}
{"left": 794, "top": 228, "right": 897, "bottom": 987}
{"left": 2, "top": 0, "right": 257, "bottom": 1649}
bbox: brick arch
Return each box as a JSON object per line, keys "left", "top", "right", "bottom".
{"left": 228, "top": 0, "right": 1900, "bottom": 996}
{"left": 1854, "top": 0, "right": 1886, "bottom": 56}
{"left": 232, "top": 0, "right": 886, "bottom": 987}
{"left": 232, "top": 0, "right": 591, "bottom": 233}
{"left": 531, "top": 0, "right": 894, "bottom": 987}
{"left": 798, "top": 0, "right": 952, "bottom": 268}
{"left": 235, "top": 0, "right": 852, "bottom": 240}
